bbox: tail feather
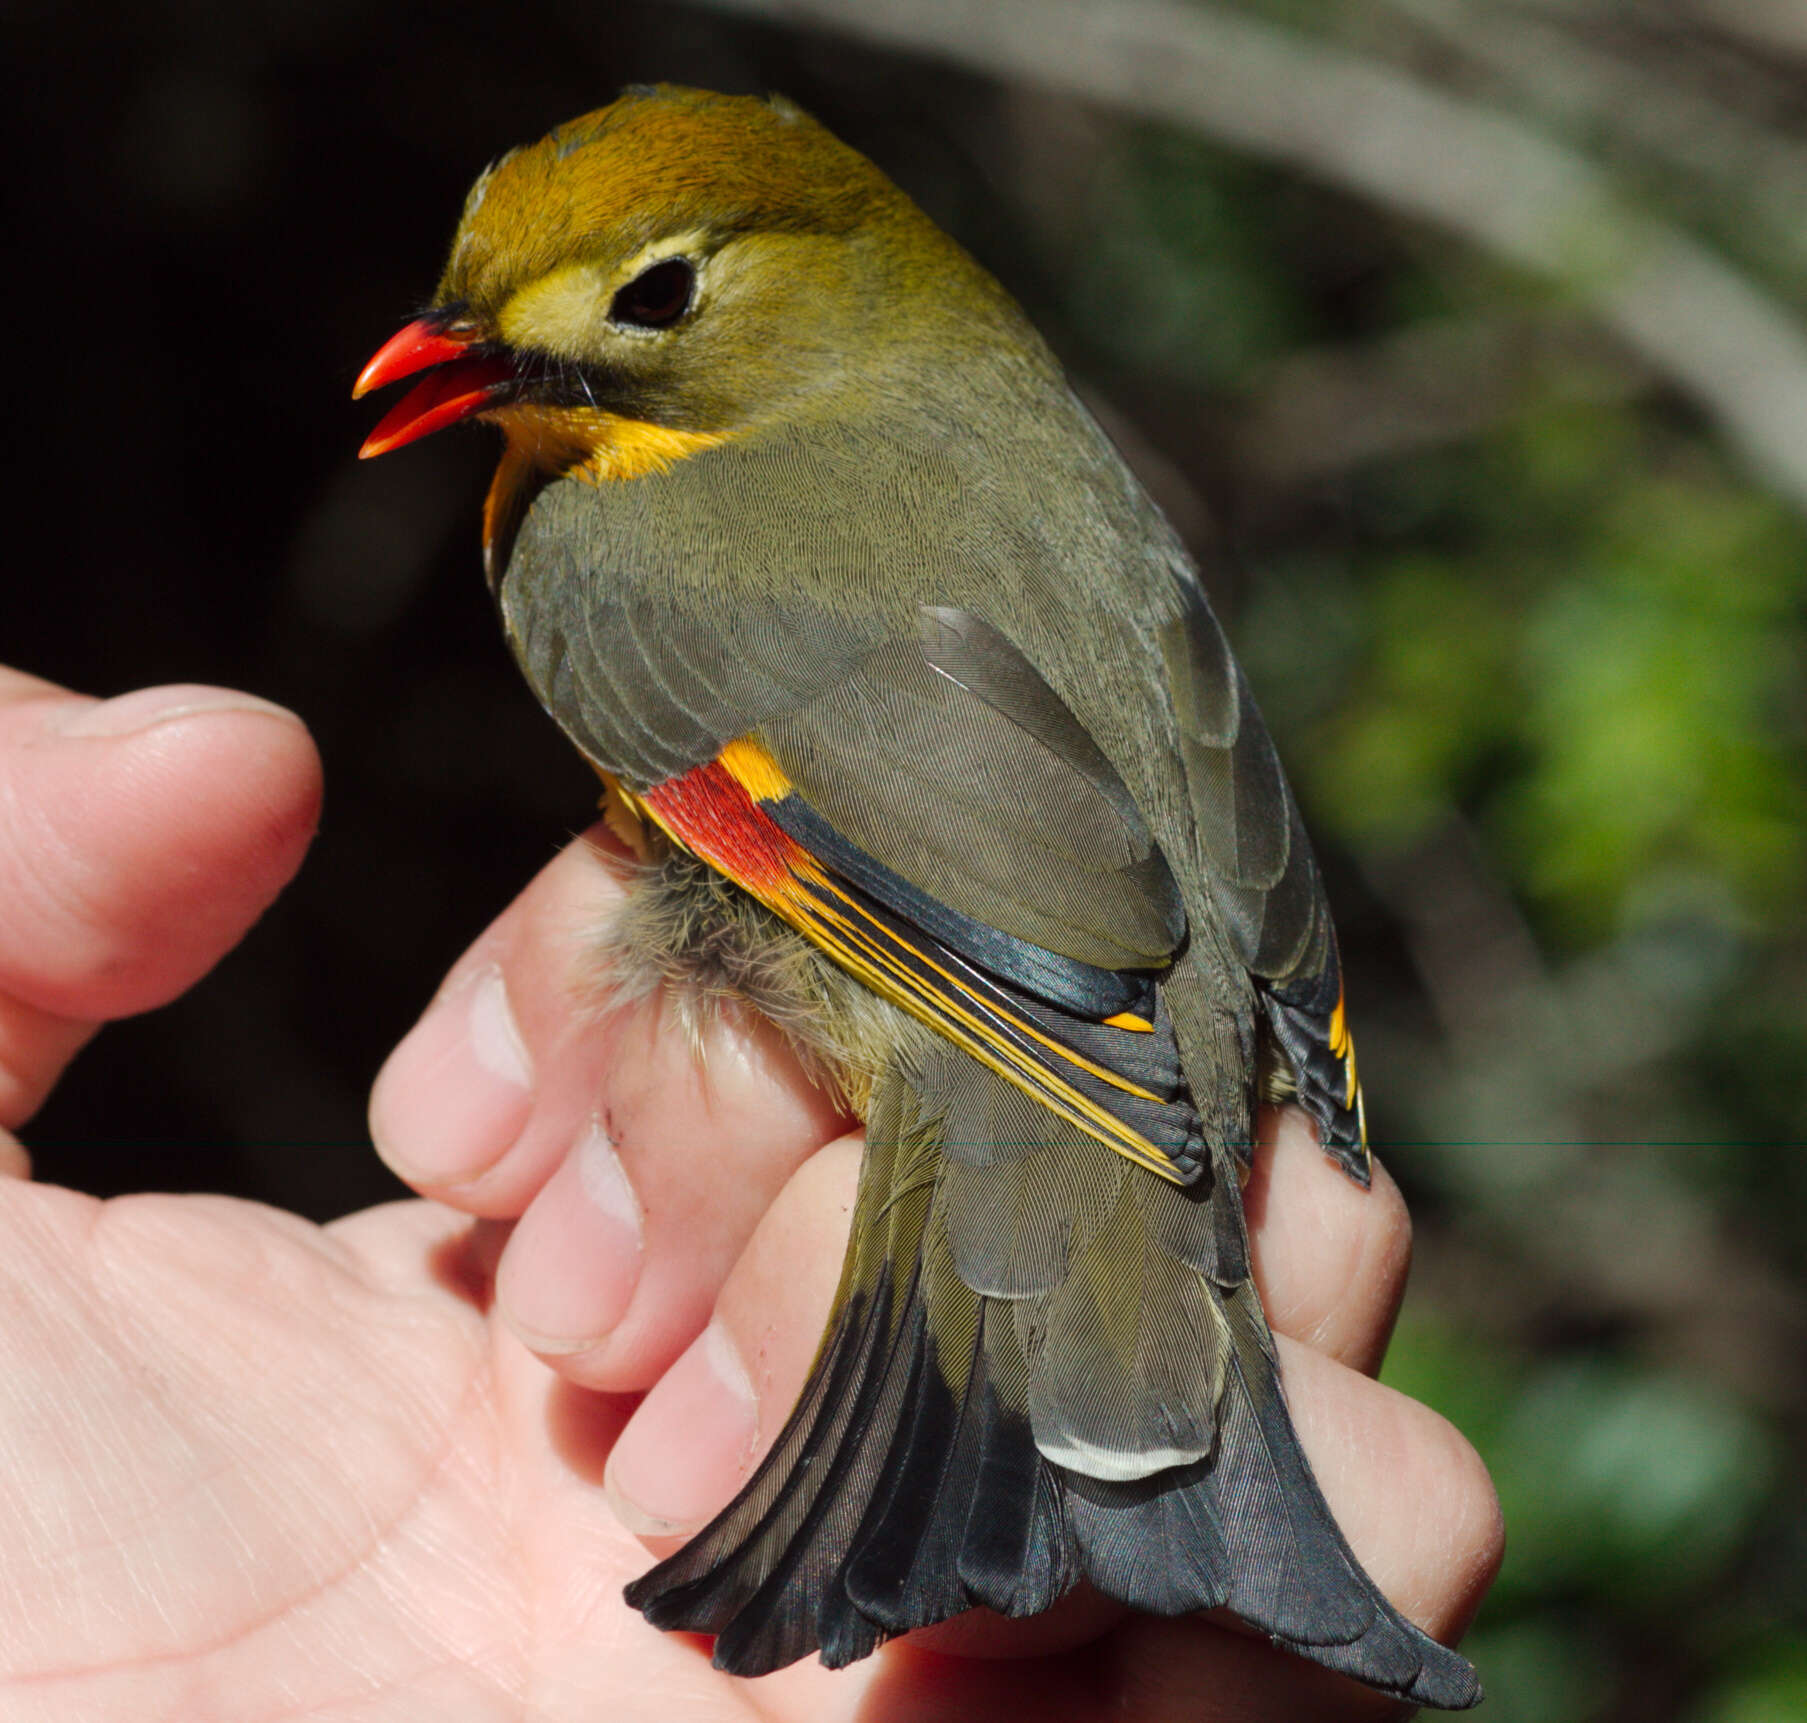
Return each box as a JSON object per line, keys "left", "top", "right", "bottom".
{"left": 708, "top": 1284, "right": 906, "bottom": 1675}
{"left": 937, "top": 1058, "right": 1121, "bottom": 1300}
{"left": 1210, "top": 1282, "right": 1375, "bottom": 1645}
{"left": 1022, "top": 1174, "right": 1230, "bottom": 1478}
{"left": 1061, "top": 1460, "right": 1234, "bottom": 1615}
{"left": 626, "top": 1076, "right": 934, "bottom": 1650}
{"left": 1218, "top": 1282, "right": 1479, "bottom": 1704}
{"left": 624, "top": 1055, "right": 1481, "bottom": 1709}
{"left": 941, "top": 1146, "right": 1122, "bottom": 1299}
{"left": 835, "top": 1240, "right": 987, "bottom": 1640}
{"left": 844, "top": 1294, "right": 1077, "bottom": 1631}
{"left": 628, "top": 1269, "right": 893, "bottom": 1641}
{"left": 952, "top": 1307, "right": 1079, "bottom": 1618}
{"left": 1138, "top": 1141, "right": 1248, "bottom": 1286}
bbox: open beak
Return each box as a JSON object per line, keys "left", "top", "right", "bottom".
{"left": 354, "top": 317, "right": 518, "bottom": 458}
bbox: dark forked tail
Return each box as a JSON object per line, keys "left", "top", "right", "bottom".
{"left": 624, "top": 1051, "right": 1480, "bottom": 1709}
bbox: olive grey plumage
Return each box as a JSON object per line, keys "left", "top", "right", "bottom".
{"left": 354, "top": 84, "right": 1476, "bottom": 1708}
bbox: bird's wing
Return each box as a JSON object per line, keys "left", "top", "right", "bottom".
{"left": 614, "top": 606, "right": 1205, "bottom": 1185}
{"left": 1157, "top": 583, "right": 1367, "bottom": 1175}
{"left": 502, "top": 485, "right": 1362, "bottom": 1177}
{"left": 501, "top": 524, "right": 1201, "bottom": 1178}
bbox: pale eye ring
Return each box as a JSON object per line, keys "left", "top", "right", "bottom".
{"left": 610, "top": 258, "right": 695, "bottom": 329}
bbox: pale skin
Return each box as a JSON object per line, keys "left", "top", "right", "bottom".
{"left": 0, "top": 665, "right": 1503, "bottom": 1723}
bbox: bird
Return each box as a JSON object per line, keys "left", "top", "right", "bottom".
{"left": 354, "top": 84, "right": 1479, "bottom": 1709}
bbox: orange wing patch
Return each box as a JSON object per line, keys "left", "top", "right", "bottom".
{"left": 1327, "top": 985, "right": 1361, "bottom": 1115}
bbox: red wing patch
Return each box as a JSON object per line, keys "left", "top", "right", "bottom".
{"left": 636, "top": 739, "right": 1201, "bottom": 1184}
{"left": 640, "top": 753, "right": 801, "bottom": 896}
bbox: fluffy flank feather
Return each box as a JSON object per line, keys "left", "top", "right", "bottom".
{"left": 594, "top": 839, "right": 938, "bottom": 1115}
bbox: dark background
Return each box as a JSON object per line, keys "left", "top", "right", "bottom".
{"left": 6, "top": 3, "right": 1806, "bottom": 1718}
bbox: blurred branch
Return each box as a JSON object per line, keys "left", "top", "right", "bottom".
{"left": 1364, "top": 820, "right": 1806, "bottom": 1407}
{"left": 1384, "top": 0, "right": 1807, "bottom": 277}
{"left": 1692, "top": 0, "right": 1807, "bottom": 60}
{"left": 692, "top": 0, "right": 1807, "bottom": 516}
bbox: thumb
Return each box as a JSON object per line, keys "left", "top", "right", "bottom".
{"left": 0, "top": 672, "right": 321, "bottom": 1054}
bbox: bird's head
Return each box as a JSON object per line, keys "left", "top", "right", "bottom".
{"left": 355, "top": 86, "right": 1022, "bottom": 573}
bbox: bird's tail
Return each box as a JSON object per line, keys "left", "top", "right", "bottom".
{"left": 623, "top": 1049, "right": 1480, "bottom": 1710}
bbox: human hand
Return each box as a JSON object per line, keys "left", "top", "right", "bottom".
{"left": 0, "top": 662, "right": 1499, "bottom": 1721}
{"left": 0, "top": 668, "right": 322, "bottom": 1176}
{"left": 363, "top": 825, "right": 1506, "bottom": 1720}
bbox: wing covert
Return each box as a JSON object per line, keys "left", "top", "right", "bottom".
{"left": 1159, "top": 581, "right": 1366, "bottom": 1174}
{"left": 760, "top": 609, "right": 1185, "bottom": 976}
{"left": 634, "top": 738, "right": 1207, "bottom": 1184}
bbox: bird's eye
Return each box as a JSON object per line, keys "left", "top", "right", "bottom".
{"left": 610, "top": 258, "right": 695, "bottom": 329}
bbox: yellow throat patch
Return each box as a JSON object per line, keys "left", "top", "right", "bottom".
{"left": 481, "top": 403, "right": 729, "bottom": 573}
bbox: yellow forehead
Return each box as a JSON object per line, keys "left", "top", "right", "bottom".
{"left": 434, "top": 86, "right": 900, "bottom": 316}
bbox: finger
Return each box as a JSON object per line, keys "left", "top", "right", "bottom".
{"left": 1244, "top": 1105, "right": 1413, "bottom": 1376}
{"left": 368, "top": 829, "right": 634, "bottom": 1209}
{"left": 491, "top": 993, "right": 846, "bottom": 1390}
{"left": 604, "top": 1128, "right": 1499, "bottom": 1672}
{"left": 0, "top": 678, "right": 321, "bottom": 1127}
{"left": 370, "top": 826, "right": 849, "bottom": 1388}
{"left": 603, "top": 1133, "right": 862, "bottom": 1540}
{"left": 0, "top": 1130, "right": 29, "bottom": 1180}
{"left": 854, "top": 1631, "right": 1381, "bottom": 1723}
{"left": 0, "top": 993, "right": 90, "bottom": 1136}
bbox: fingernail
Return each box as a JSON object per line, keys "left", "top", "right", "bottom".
{"left": 370, "top": 963, "right": 534, "bottom": 1186}
{"left": 497, "top": 1117, "right": 643, "bottom": 1352}
{"left": 605, "top": 1321, "right": 758, "bottom": 1537}
{"left": 580, "top": 1117, "right": 642, "bottom": 1232}
{"left": 55, "top": 685, "right": 301, "bottom": 738}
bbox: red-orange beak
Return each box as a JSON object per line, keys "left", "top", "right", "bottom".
{"left": 354, "top": 317, "right": 518, "bottom": 459}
